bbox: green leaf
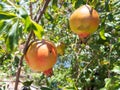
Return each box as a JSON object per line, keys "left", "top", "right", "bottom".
{"left": 18, "top": 7, "right": 28, "bottom": 19}
{"left": 32, "top": 20, "right": 44, "bottom": 40}
{"left": 52, "top": 0, "right": 58, "bottom": 10}
{"left": 0, "top": 2, "right": 13, "bottom": 11}
{"left": 44, "top": 13, "right": 54, "bottom": 22}
{"left": 24, "top": 16, "right": 44, "bottom": 39}
{"left": 104, "top": 78, "right": 111, "bottom": 89}
{"left": 40, "top": 87, "right": 52, "bottom": 90}
{"left": 18, "top": 25, "right": 23, "bottom": 38}
{"left": 112, "top": 66, "right": 120, "bottom": 74}
{"left": 74, "top": 0, "right": 84, "bottom": 9}
{"left": 6, "top": 20, "right": 19, "bottom": 51}
{"left": 0, "top": 20, "right": 12, "bottom": 34}
{"left": 99, "top": 29, "right": 106, "bottom": 40}
{"left": 0, "top": 20, "right": 5, "bottom": 30}
{"left": 23, "top": 80, "right": 33, "bottom": 87}
{"left": 0, "top": 11, "right": 16, "bottom": 20}
{"left": 105, "top": 0, "right": 110, "bottom": 11}
{"left": 108, "top": 13, "right": 113, "bottom": 21}
{"left": 104, "top": 77, "right": 120, "bottom": 90}
{"left": 24, "top": 16, "right": 32, "bottom": 32}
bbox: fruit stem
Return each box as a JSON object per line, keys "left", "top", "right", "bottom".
{"left": 86, "top": 0, "right": 89, "bottom": 4}
{"left": 78, "top": 34, "right": 90, "bottom": 44}
{"left": 85, "top": 4, "right": 93, "bottom": 15}
{"left": 43, "top": 68, "right": 53, "bottom": 77}
{"left": 14, "top": 0, "right": 51, "bottom": 90}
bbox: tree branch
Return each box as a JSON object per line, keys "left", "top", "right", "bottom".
{"left": 30, "top": 1, "right": 33, "bottom": 19}
{"left": 14, "top": 0, "right": 51, "bottom": 90}
{"left": 14, "top": 31, "right": 33, "bottom": 90}
{"left": 34, "top": 0, "right": 51, "bottom": 23}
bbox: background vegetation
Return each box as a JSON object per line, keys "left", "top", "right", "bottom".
{"left": 0, "top": 0, "right": 120, "bottom": 90}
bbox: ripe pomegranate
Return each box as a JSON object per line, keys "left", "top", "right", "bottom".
{"left": 25, "top": 39, "right": 57, "bottom": 76}
{"left": 69, "top": 4, "right": 100, "bottom": 39}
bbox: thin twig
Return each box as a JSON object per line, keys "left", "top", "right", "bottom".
{"left": 35, "top": 0, "right": 51, "bottom": 23}
{"left": 30, "top": 1, "right": 33, "bottom": 19}
{"left": 0, "top": 80, "right": 16, "bottom": 82}
{"left": 74, "top": 36, "right": 92, "bottom": 86}
{"left": 75, "top": 40, "right": 95, "bottom": 84}
{"left": 75, "top": 59, "right": 94, "bottom": 84}
{"left": 73, "top": 38, "right": 83, "bottom": 86}
{"left": 34, "top": 4, "right": 42, "bottom": 22}
{"left": 14, "top": 0, "right": 51, "bottom": 90}
{"left": 14, "top": 31, "right": 33, "bottom": 90}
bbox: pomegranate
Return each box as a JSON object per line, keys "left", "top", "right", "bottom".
{"left": 25, "top": 39, "right": 57, "bottom": 76}
{"left": 69, "top": 4, "right": 100, "bottom": 39}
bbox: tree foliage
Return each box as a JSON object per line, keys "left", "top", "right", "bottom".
{"left": 0, "top": 0, "right": 120, "bottom": 90}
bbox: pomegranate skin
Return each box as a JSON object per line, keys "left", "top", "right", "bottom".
{"left": 25, "top": 39, "right": 57, "bottom": 74}
{"left": 69, "top": 4, "right": 100, "bottom": 38}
